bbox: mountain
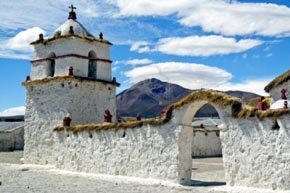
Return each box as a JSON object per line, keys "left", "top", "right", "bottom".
{"left": 116, "top": 79, "right": 260, "bottom": 118}
{"left": 117, "top": 78, "right": 191, "bottom": 118}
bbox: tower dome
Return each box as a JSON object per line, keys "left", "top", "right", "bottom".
{"left": 53, "top": 19, "right": 94, "bottom": 38}
{"left": 53, "top": 4, "right": 93, "bottom": 38}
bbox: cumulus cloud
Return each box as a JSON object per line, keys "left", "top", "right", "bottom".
{"left": 216, "top": 79, "right": 271, "bottom": 96}
{"left": 125, "top": 62, "right": 270, "bottom": 95}
{"left": 115, "top": 0, "right": 290, "bottom": 37}
{"left": 130, "top": 41, "right": 152, "bottom": 53}
{"left": 125, "top": 62, "right": 233, "bottom": 89}
{"left": 156, "top": 35, "right": 262, "bottom": 56}
{"left": 0, "top": 27, "right": 45, "bottom": 59}
{"left": 0, "top": 106, "right": 25, "bottom": 117}
{"left": 6, "top": 27, "right": 45, "bottom": 51}
{"left": 0, "top": 0, "right": 105, "bottom": 31}
{"left": 116, "top": 58, "right": 153, "bottom": 66}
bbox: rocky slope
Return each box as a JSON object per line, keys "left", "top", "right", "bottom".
{"left": 117, "top": 79, "right": 260, "bottom": 118}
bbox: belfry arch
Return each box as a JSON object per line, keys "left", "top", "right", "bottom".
{"left": 88, "top": 50, "right": 97, "bottom": 79}
{"left": 47, "top": 52, "right": 56, "bottom": 77}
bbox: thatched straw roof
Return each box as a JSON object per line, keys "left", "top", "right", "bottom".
{"left": 54, "top": 89, "right": 290, "bottom": 133}
{"left": 30, "top": 34, "right": 112, "bottom": 46}
{"left": 22, "top": 76, "right": 120, "bottom": 87}
{"left": 264, "top": 70, "right": 290, "bottom": 92}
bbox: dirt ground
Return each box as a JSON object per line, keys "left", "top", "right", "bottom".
{"left": 0, "top": 151, "right": 284, "bottom": 193}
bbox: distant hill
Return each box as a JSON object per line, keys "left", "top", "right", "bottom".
{"left": 117, "top": 78, "right": 260, "bottom": 118}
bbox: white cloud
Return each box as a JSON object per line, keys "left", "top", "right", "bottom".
{"left": 125, "top": 62, "right": 233, "bottom": 89}
{"left": 125, "top": 62, "right": 270, "bottom": 95}
{"left": 216, "top": 79, "right": 271, "bottom": 96}
{"left": 0, "top": 27, "right": 45, "bottom": 59}
{"left": 115, "top": 58, "right": 153, "bottom": 66}
{"left": 116, "top": 0, "right": 195, "bottom": 16}
{"left": 156, "top": 35, "right": 262, "bottom": 56}
{"left": 130, "top": 41, "right": 152, "bottom": 53}
{"left": 0, "top": 0, "right": 104, "bottom": 31}
{"left": 115, "top": 0, "right": 290, "bottom": 37}
{"left": 6, "top": 27, "right": 45, "bottom": 51}
{"left": 0, "top": 106, "right": 25, "bottom": 117}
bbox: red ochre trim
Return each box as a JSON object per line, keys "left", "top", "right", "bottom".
{"left": 31, "top": 54, "right": 112, "bottom": 64}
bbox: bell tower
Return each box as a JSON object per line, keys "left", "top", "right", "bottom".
{"left": 23, "top": 5, "right": 118, "bottom": 164}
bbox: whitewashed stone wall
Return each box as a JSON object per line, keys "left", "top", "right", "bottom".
{"left": 192, "top": 131, "right": 222, "bottom": 157}
{"left": 53, "top": 121, "right": 191, "bottom": 184}
{"left": 24, "top": 93, "right": 290, "bottom": 190}
{"left": 0, "top": 126, "right": 24, "bottom": 151}
{"left": 221, "top": 115, "right": 290, "bottom": 190}
{"left": 269, "top": 81, "right": 290, "bottom": 102}
{"left": 24, "top": 80, "right": 116, "bottom": 164}
{"left": 31, "top": 38, "right": 111, "bottom": 81}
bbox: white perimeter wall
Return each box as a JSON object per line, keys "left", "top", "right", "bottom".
{"left": 192, "top": 131, "right": 222, "bottom": 157}
{"left": 221, "top": 115, "right": 290, "bottom": 190}
{"left": 0, "top": 126, "right": 24, "bottom": 151}
{"left": 53, "top": 121, "right": 192, "bottom": 184}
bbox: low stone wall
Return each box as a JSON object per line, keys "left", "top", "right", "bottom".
{"left": 24, "top": 89, "right": 290, "bottom": 190}
{"left": 192, "top": 130, "right": 222, "bottom": 157}
{"left": 221, "top": 115, "right": 290, "bottom": 191}
{"left": 0, "top": 126, "right": 24, "bottom": 151}
{"left": 53, "top": 120, "right": 192, "bottom": 184}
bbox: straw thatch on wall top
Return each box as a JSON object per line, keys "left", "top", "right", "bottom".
{"left": 264, "top": 70, "right": 290, "bottom": 92}
{"left": 22, "top": 76, "right": 120, "bottom": 87}
{"left": 172, "top": 89, "right": 241, "bottom": 108}
{"left": 53, "top": 89, "right": 290, "bottom": 133}
{"left": 30, "top": 34, "right": 112, "bottom": 45}
{"left": 54, "top": 106, "right": 173, "bottom": 132}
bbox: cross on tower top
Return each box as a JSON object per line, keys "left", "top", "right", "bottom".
{"left": 69, "top": 4, "right": 76, "bottom": 12}
{"left": 68, "top": 4, "right": 77, "bottom": 20}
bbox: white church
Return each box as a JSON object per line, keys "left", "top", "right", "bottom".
{"left": 23, "top": 6, "right": 290, "bottom": 191}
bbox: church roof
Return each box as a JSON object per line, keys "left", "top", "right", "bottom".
{"left": 53, "top": 19, "right": 94, "bottom": 38}
{"left": 30, "top": 5, "right": 112, "bottom": 45}
{"left": 264, "top": 70, "right": 290, "bottom": 92}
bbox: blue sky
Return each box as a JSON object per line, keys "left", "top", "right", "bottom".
{"left": 0, "top": 0, "right": 290, "bottom": 114}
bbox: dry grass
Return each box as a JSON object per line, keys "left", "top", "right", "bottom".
{"left": 30, "top": 34, "right": 112, "bottom": 45}
{"left": 54, "top": 107, "right": 173, "bottom": 132}
{"left": 53, "top": 89, "right": 290, "bottom": 133}
{"left": 264, "top": 70, "right": 290, "bottom": 92}
{"left": 257, "top": 109, "right": 290, "bottom": 120}
{"left": 172, "top": 89, "right": 241, "bottom": 109}
{"left": 22, "top": 76, "right": 119, "bottom": 87}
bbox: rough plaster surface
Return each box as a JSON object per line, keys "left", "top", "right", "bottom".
{"left": 0, "top": 126, "right": 24, "bottom": 151}
{"left": 24, "top": 91, "right": 290, "bottom": 190}
{"left": 31, "top": 38, "right": 111, "bottom": 81}
{"left": 221, "top": 116, "right": 290, "bottom": 191}
{"left": 24, "top": 80, "right": 116, "bottom": 165}
{"left": 192, "top": 131, "right": 222, "bottom": 157}
{"left": 53, "top": 121, "right": 189, "bottom": 184}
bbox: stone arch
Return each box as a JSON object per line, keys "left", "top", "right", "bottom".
{"left": 172, "top": 96, "right": 232, "bottom": 185}
{"left": 47, "top": 52, "right": 56, "bottom": 77}
{"left": 88, "top": 50, "right": 97, "bottom": 79}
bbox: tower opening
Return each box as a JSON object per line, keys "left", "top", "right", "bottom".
{"left": 47, "top": 53, "right": 56, "bottom": 77}
{"left": 88, "top": 50, "right": 97, "bottom": 79}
